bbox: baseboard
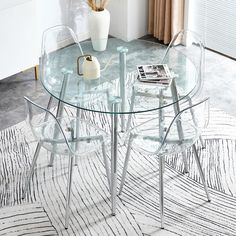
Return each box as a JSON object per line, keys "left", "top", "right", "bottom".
{"left": 77, "top": 32, "right": 90, "bottom": 42}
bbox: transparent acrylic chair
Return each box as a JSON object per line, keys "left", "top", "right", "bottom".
{"left": 40, "top": 24, "right": 84, "bottom": 106}
{"left": 40, "top": 25, "right": 85, "bottom": 166}
{"left": 22, "top": 97, "right": 110, "bottom": 229}
{"left": 162, "top": 29, "right": 205, "bottom": 97}
{"left": 119, "top": 97, "right": 211, "bottom": 229}
{"left": 126, "top": 30, "right": 205, "bottom": 173}
{"left": 127, "top": 29, "right": 205, "bottom": 129}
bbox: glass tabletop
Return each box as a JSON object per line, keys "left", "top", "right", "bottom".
{"left": 41, "top": 38, "right": 198, "bottom": 114}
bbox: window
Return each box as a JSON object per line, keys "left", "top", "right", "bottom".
{"left": 185, "top": 0, "right": 236, "bottom": 59}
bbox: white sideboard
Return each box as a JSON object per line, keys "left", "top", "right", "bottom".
{"left": 0, "top": 0, "right": 39, "bottom": 80}
{"left": 0, "top": 0, "right": 89, "bottom": 80}
{"left": 0, "top": 0, "right": 148, "bottom": 80}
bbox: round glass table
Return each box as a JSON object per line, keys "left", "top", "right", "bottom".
{"left": 41, "top": 38, "right": 198, "bottom": 114}
{"left": 40, "top": 38, "right": 198, "bottom": 215}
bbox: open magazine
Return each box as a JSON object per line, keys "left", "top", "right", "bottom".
{"left": 137, "top": 64, "right": 172, "bottom": 86}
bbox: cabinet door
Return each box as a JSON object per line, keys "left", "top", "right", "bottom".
{"left": 0, "top": 1, "right": 39, "bottom": 80}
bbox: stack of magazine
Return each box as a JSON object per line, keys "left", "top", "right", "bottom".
{"left": 137, "top": 64, "right": 172, "bottom": 86}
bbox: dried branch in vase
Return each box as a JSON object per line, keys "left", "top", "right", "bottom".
{"left": 87, "top": 0, "right": 109, "bottom": 11}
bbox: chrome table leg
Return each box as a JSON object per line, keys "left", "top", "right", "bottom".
{"left": 159, "top": 90, "right": 166, "bottom": 173}
{"left": 159, "top": 89, "right": 165, "bottom": 143}
{"left": 74, "top": 107, "right": 81, "bottom": 166}
{"left": 110, "top": 101, "right": 119, "bottom": 215}
{"left": 117, "top": 46, "right": 128, "bottom": 132}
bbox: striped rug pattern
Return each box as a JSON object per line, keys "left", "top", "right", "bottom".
{"left": 0, "top": 204, "right": 57, "bottom": 235}
{"left": 0, "top": 107, "right": 236, "bottom": 235}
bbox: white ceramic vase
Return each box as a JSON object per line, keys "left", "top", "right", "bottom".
{"left": 88, "top": 9, "right": 110, "bottom": 51}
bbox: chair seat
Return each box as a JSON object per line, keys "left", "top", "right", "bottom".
{"left": 128, "top": 116, "right": 200, "bottom": 156}
{"left": 33, "top": 117, "right": 109, "bottom": 155}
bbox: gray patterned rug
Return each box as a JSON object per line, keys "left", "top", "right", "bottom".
{"left": 0, "top": 107, "right": 236, "bottom": 236}
{"left": 0, "top": 204, "right": 58, "bottom": 236}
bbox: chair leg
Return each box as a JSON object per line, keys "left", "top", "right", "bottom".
{"left": 181, "top": 150, "right": 189, "bottom": 174}
{"left": 119, "top": 134, "right": 133, "bottom": 195}
{"left": 49, "top": 100, "right": 64, "bottom": 167}
{"left": 101, "top": 139, "right": 111, "bottom": 192}
{"left": 192, "top": 144, "right": 211, "bottom": 202}
{"left": 188, "top": 97, "right": 205, "bottom": 149}
{"left": 199, "top": 136, "right": 205, "bottom": 149}
{"left": 34, "top": 65, "right": 39, "bottom": 80}
{"left": 22, "top": 142, "right": 42, "bottom": 199}
{"left": 65, "top": 155, "right": 74, "bottom": 229}
{"left": 159, "top": 155, "right": 165, "bottom": 229}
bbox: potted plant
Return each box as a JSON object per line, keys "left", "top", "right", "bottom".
{"left": 87, "top": 0, "right": 110, "bottom": 51}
